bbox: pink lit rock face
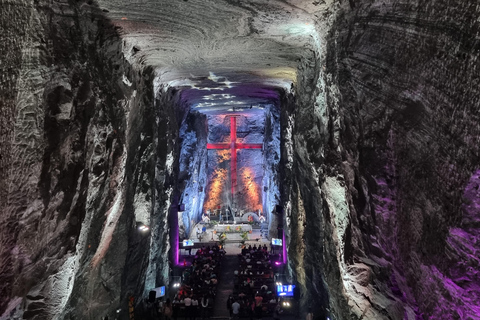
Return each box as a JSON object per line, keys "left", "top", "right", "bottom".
{"left": 290, "top": 0, "right": 480, "bottom": 319}
{"left": 442, "top": 171, "right": 480, "bottom": 318}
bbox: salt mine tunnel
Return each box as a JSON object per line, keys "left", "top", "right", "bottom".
{"left": 1, "top": 0, "right": 480, "bottom": 319}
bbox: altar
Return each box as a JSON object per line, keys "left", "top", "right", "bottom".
{"left": 214, "top": 224, "right": 252, "bottom": 233}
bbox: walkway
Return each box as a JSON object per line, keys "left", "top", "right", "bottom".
{"left": 212, "top": 255, "right": 237, "bottom": 318}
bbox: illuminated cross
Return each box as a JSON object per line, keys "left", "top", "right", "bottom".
{"left": 207, "top": 116, "right": 262, "bottom": 200}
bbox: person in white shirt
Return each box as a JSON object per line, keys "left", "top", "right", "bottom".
{"left": 231, "top": 300, "right": 241, "bottom": 319}
{"left": 184, "top": 295, "right": 192, "bottom": 319}
{"left": 191, "top": 297, "right": 199, "bottom": 320}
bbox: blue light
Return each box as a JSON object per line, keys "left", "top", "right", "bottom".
{"left": 183, "top": 239, "right": 194, "bottom": 246}
{"left": 276, "top": 284, "right": 295, "bottom": 297}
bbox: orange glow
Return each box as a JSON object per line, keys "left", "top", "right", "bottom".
{"left": 217, "top": 149, "right": 231, "bottom": 162}
{"left": 240, "top": 167, "right": 262, "bottom": 212}
{"left": 204, "top": 168, "right": 228, "bottom": 211}
{"left": 121, "top": 17, "right": 128, "bottom": 20}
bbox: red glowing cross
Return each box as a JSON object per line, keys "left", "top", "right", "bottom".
{"left": 207, "top": 116, "right": 262, "bottom": 199}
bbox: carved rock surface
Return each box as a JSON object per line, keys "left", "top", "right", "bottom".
{"left": 1, "top": 0, "right": 480, "bottom": 319}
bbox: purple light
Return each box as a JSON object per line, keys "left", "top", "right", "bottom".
{"left": 275, "top": 261, "right": 282, "bottom": 266}
{"left": 282, "top": 229, "right": 287, "bottom": 264}
{"left": 174, "top": 219, "right": 179, "bottom": 265}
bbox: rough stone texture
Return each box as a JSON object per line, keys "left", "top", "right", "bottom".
{"left": 309, "top": 0, "right": 480, "bottom": 318}
{"left": 2, "top": 0, "right": 480, "bottom": 319}
{"left": 177, "top": 111, "right": 208, "bottom": 237}
{"left": 0, "top": 1, "right": 176, "bottom": 319}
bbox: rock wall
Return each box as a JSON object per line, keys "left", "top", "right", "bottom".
{"left": 262, "top": 104, "right": 281, "bottom": 239}
{"left": 0, "top": 1, "right": 175, "bottom": 319}
{"left": 177, "top": 111, "right": 208, "bottom": 237}
{"left": 2, "top": 0, "right": 480, "bottom": 319}
{"left": 284, "top": 0, "right": 480, "bottom": 319}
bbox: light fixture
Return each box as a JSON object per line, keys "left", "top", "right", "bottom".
{"left": 276, "top": 282, "right": 282, "bottom": 286}
{"left": 116, "top": 309, "right": 121, "bottom": 313}
{"left": 137, "top": 223, "right": 150, "bottom": 232}
{"left": 282, "top": 301, "right": 291, "bottom": 307}
{"left": 172, "top": 283, "right": 180, "bottom": 288}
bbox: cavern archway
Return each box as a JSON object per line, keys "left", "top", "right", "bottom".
{"left": 169, "top": 82, "right": 284, "bottom": 261}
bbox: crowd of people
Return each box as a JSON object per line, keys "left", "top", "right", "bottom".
{"left": 224, "top": 244, "right": 282, "bottom": 319}
{"left": 165, "top": 244, "right": 225, "bottom": 319}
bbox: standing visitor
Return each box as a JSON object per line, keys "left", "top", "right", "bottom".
{"left": 231, "top": 299, "right": 241, "bottom": 320}
{"left": 172, "top": 298, "right": 179, "bottom": 320}
{"left": 157, "top": 298, "right": 164, "bottom": 320}
{"left": 163, "top": 298, "right": 173, "bottom": 320}
{"left": 227, "top": 295, "right": 234, "bottom": 319}
{"left": 273, "top": 302, "right": 282, "bottom": 320}
{"left": 184, "top": 294, "right": 192, "bottom": 319}
{"left": 201, "top": 294, "right": 209, "bottom": 319}
{"left": 254, "top": 293, "right": 263, "bottom": 319}
{"left": 191, "top": 296, "right": 198, "bottom": 320}
{"left": 306, "top": 307, "right": 313, "bottom": 320}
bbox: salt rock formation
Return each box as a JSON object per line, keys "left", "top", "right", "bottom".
{"left": 1, "top": 0, "right": 479, "bottom": 319}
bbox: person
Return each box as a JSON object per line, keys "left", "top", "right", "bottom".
{"left": 184, "top": 294, "right": 192, "bottom": 319}
{"left": 157, "top": 298, "right": 164, "bottom": 319}
{"left": 163, "top": 298, "right": 173, "bottom": 320}
{"left": 196, "top": 226, "right": 201, "bottom": 238}
{"left": 259, "top": 214, "right": 266, "bottom": 223}
{"left": 201, "top": 295, "right": 209, "bottom": 319}
{"left": 227, "top": 295, "right": 234, "bottom": 319}
{"left": 172, "top": 297, "right": 180, "bottom": 320}
{"left": 306, "top": 307, "right": 313, "bottom": 320}
{"left": 191, "top": 296, "right": 198, "bottom": 320}
{"left": 248, "top": 299, "right": 255, "bottom": 320}
{"left": 273, "top": 303, "right": 282, "bottom": 320}
{"left": 231, "top": 299, "right": 241, "bottom": 319}
{"left": 254, "top": 293, "right": 263, "bottom": 319}
{"left": 202, "top": 213, "right": 210, "bottom": 223}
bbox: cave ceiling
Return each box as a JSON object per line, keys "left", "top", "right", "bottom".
{"left": 96, "top": 0, "right": 328, "bottom": 113}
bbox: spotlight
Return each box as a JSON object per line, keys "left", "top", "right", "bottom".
{"left": 136, "top": 221, "right": 150, "bottom": 232}
{"left": 173, "top": 283, "right": 180, "bottom": 288}
{"left": 282, "top": 301, "right": 291, "bottom": 307}
{"left": 276, "top": 282, "right": 282, "bottom": 286}
{"left": 138, "top": 225, "right": 150, "bottom": 232}
{"left": 116, "top": 309, "right": 121, "bottom": 313}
